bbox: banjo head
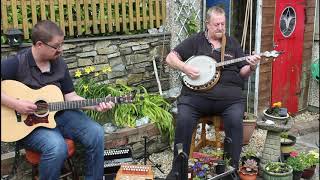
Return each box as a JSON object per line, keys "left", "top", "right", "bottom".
{"left": 183, "top": 55, "right": 216, "bottom": 86}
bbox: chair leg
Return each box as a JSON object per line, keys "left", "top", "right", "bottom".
{"left": 66, "top": 158, "right": 79, "bottom": 180}
{"left": 32, "top": 165, "right": 38, "bottom": 180}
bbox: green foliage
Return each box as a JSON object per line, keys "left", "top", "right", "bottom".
{"left": 265, "top": 162, "right": 292, "bottom": 173}
{"left": 74, "top": 65, "right": 174, "bottom": 142}
{"left": 185, "top": 11, "right": 199, "bottom": 35}
{"left": 244, "top": 148, "right": 257, "bottom": 159}
{"left": 285, "top": 152, "right": 308, "bottom": 172}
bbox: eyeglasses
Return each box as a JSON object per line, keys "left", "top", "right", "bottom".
{"left": 42, "top": 41, "right": 64, "bottom": 50}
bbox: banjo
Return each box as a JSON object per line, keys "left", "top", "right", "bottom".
{"left": 181, "top": 50, "right": 282, "bottom": 91}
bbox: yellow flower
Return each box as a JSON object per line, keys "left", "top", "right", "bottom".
{"left": 84, "top": 66, "right": 93, "bottom": 74}
{"left": 90, "top": 66, "right": 95, "bottom": 72}
{"left": 75, "top": 70, "right": 82, "bottom": 78}
{"left": 95, "top": 72, "right": 100, "bottom": 77}
{"left": 83, "top": 85, "right": 89, "bottom": 93}
{"left": 102, "top": 65, "right": 112, "bottom": 74}
{"left": 309, "top": 150, "right": 319, "bottom": 159}
{"left": 272, "top": 102, "right": 282, "bottom": 108}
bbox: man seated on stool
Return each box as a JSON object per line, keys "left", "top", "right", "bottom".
{"left": 165, "top": 6, "right": 260, "bottom": 179}
{"left": 1, "top": 20, "right": 114, "bottom": 180}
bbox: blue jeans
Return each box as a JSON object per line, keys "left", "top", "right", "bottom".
{"left": 20, "top": 110, "right": 105, "bottom": 180}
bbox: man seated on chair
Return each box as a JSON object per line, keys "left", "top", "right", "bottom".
{"left": 1, "top": 20, "right": 114, "bottom": 180}
{"left": 165, "top": 6, "right": 260, "bottom": 179}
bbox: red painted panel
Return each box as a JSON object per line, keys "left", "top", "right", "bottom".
{"left": 272, "top": 0, "right": 305, "bottom": 114}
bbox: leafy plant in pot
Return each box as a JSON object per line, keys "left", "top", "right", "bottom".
{"left": 300, "top": 150, "right": 319, "bottom": 179}
{"left": 263, "top": 162, "right": 293, "bottom": 180}
{"left": 241, "top": 148, "right": 260, "bottom": 167}
{"left": 280, "top": 132, "right": 296, "bottom": 160}
{"left": 263, "top": 102, "right": 290, "bottom": 125}
{"left": 285, "top": 151, "right": 308, "bottom": 180}
{"left": 238, "top": 159, "right": 258, "bottom": 180}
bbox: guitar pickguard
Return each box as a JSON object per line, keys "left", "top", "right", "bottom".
{"left": 24, "top": 114, "right": 49, "bottom": 126}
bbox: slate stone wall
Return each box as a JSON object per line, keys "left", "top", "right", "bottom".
{"left": 1, "top": 33, "right": 172, "bottom": 93}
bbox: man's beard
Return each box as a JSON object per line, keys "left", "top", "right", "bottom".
{"left": 215, "top": 32, "right": 224, "bottom": 38}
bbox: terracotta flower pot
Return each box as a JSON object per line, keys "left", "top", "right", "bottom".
{"left": 242, "top": 119, "right": 256, "bottom": 145}
{"left": 301, "top": 165, "right": 316, "bottom": 179}
{"left": 238, "top": 167, "right": 258, "bottom": 180}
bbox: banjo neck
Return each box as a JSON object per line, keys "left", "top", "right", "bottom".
{"left": 215, "top": 55, "right": 254, "bottom": 67}
{"left": 216, "top": 52, "right": 269, "bottom": 67}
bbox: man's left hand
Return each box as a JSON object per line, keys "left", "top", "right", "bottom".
{"left": 246, "top": 54, "right": 261, "bottom": 71}
{"left": 95, "top": 101, "right": 114, "bottom": 112}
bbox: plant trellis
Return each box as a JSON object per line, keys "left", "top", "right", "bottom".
{"left": 174, "top": 0, "right": 202, "bottom": 43}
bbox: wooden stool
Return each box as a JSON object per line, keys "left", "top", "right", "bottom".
{"left": 190, "top": 116, "right": 224, "bottom": 157}
{"left": 25, "top": 138, "right": 78, "bottom": 180}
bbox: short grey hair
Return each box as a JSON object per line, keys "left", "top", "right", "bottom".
{"left": 206, "top": 6, "right": 226, "bottom": 23}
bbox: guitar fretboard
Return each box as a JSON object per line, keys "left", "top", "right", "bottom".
{"left": 48, "top": 96, "right": 121, "bottom": 111}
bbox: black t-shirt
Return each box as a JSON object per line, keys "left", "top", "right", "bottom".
{"left": 1, "top": 48, "right": 74, "bottom": 95}
{"left": 174, "top": 31, "right": 249, "bottom": 100}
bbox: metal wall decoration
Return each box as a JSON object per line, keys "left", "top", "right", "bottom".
{"left": 280, "top": 6, "right": 296, "bottom": 37}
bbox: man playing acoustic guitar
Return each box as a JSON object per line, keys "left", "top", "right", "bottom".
{"left": 1, "top": 20, "right": 114, "bottom": 180}
{"left": 165, "top": 6, "right": 261, "bottom": 179}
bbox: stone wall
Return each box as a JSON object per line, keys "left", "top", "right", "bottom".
{"left": 1, "top": 33, "right": 171, "bottom": 93}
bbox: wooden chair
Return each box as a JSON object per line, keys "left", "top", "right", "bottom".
{"left": 189, "top": 116, "right": 224, "bottom": 157}
{"left": 25, "top": 138, "right": 78, "bottom": 180}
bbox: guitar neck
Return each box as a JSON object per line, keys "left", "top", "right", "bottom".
{"left": 48, "top": 96, "right": 119, "bottom": 111}
{"left": 216, "top": 53, "right": 263, "bottom": 67}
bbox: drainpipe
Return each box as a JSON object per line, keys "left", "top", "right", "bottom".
{"left": 254, "top": 0, "right": 263, "bottom": 116}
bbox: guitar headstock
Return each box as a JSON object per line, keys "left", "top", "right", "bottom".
{"left": 261, "top": 50, "right": 283, "bottom": 58}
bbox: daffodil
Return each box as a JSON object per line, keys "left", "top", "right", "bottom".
{"left": 75, "top": 69, "right": 82, "bottom": 78}
{"left": 83, "top": 85, "right": 89, "bottom": 93}
{"left": 90, "top": 66, "right": 95, "bottom": 72}
{"left": 84, "top": 66, "right": 93, "bottom": 74}
{"left": 102, "top": 65, "right": 112, "bottom": 74}
{"left": 95, "top": 72, "right": 100, "bottom": 77}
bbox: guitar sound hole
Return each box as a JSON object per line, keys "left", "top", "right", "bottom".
{"left": 35, "top": 100, "right": 49, "bottom": 117}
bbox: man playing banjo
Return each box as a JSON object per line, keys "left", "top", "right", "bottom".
{"left": 165, "top": 6, "right": 261, "bottom": 179}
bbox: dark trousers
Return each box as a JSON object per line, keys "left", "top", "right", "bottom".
{"left": 173, "top": 94, "right": 245, "bottom": 169}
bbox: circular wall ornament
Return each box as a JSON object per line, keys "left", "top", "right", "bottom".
{"left": 280, "top": 6, "right": 296, "bottom": 37}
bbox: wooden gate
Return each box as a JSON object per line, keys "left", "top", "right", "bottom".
{"left": 272, "top": 0, "right": 305, "bottom": 113}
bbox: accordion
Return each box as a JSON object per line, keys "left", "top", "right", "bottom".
{"left": 115, "top": 164, "right": 154, "bottom": 180}
{"left": 104, "top": 147, "right": 133, "bottom": 175}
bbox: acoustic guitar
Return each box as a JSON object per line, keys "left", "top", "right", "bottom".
{"left": 1, "top": 80, "right": 134, "bottom": 142}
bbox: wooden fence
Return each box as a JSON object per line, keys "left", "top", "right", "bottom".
{"left": 1, "top": 0, "right": 166, "bottom": 39}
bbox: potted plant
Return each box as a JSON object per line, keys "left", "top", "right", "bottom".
{"left": 263, "top": 102, "right": 290, "bottom": 125}
{"left": 301, "top": 150, "right": 319, "bottom": 179}
{"left": 280, "top": 132, "right": 297, "bottom": 160}
{"left": 263, "top": 162, "right": 293, "bottom": 180}
{"left": 241, "top": 148, "right": 260, "bottom": 167}
{"left": 285, "top": 151, "right": 308, "bottom": 180}
{"left": 243, "top": 112, "right": 257, "bottom": 145}
{"left": 238, "top": 159, "right": 258, "bottom": 180}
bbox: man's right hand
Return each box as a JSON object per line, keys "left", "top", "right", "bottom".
{"left": 13, "top": 100, "right": 37, "bottom": 115}
{"left": 183, "top": 64, "right": 200, "bottom": 80}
